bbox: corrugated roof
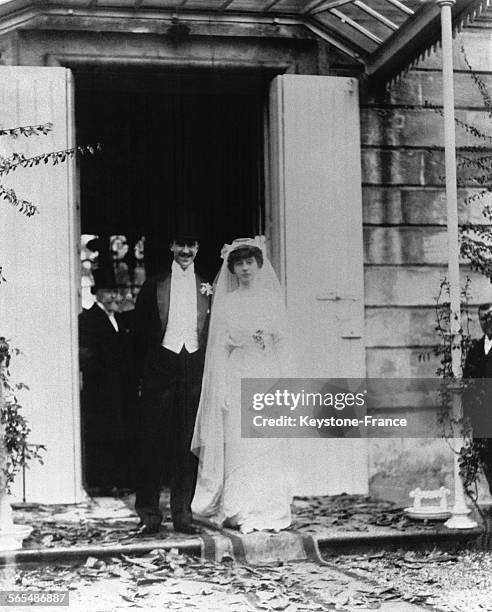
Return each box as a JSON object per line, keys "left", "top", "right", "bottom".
{"left": 0, "top": 0, "right": 491, "bottom": 80}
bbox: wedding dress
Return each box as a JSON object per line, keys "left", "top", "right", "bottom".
{"left": 191, "top": 238, "right": 293, "bottom": 533}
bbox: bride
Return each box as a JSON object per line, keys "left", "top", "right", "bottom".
{"left": 191, "top": 237, "right": 294, "bottom": 533}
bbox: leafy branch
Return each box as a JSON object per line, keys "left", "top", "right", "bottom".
{"left": 432, "top": 280, "right": 486, "bottom": 511}
{"left": 463, "top": 189, "right": 489, "bottom": 206}
{"left": 461, "top": 43, "right": 492, "bottom": 120}
{"left": 0, "top": 184, "right": 39, "bottom": 217}
{"left": 0, "top": 338, "right": 45, "bottom": 492}
{"left": 0, "top": 123, "right": 53, "bottom": 138}
{"left": 0, "top": 122, "right": 101, "bottom": 220}
{"left": 424, "top": 100, "right": 492, "bottom": 142}
{"left": 0, "top": 120, "right": 100, "bottom": 490}
{"left": 0, "top": 143, "right": 101, "bottom": 177}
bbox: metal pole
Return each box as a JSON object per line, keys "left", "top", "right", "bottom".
{"left": 22, "top": 445, "right": 26, "bottom": 504}
{"left": 436, "top": 0, "right": 477, "bottom": 529}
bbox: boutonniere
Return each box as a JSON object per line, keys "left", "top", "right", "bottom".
{"left": 200, "top": 282, "right": 213, "bottom": 296}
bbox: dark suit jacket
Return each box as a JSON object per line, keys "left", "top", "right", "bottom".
{"left": 133, "top": 271, "right": 210, "bottom": 381}
{"left": 79, "top": 304, "right": 131, "bottom": 376}
{"left": 79, "top": 303, "right": 135, "bottom": 432}
{"left": 464, "top": 336, "right": 492, "bottom": 379}
{"left": 463, "top": 336, "right": 492, "bottom": 436}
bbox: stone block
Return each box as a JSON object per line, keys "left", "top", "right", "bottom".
{"left": 229, "top": 531, "right": 307, "bottom": 564}
{"left": 363, "top": 187, "right": 492, "bottom": 226}
{"left": 366, "top": 346, "right": 441, "bottom": 378}
{"left": 364, "top": 226, "right": 448, "bottom": 265}
{"left": 362, "top": 149, "right": 490, "bottom": 187}
{"left": 366, "top": 306, "right": 482, "bottom": 348}
{"left": 364, "top": 265, "right": 492, "bottom": 306}
{"left": 361, "top": 108, "right": 489, "bottom": 148}
{"left": 369, "top": 438, "right": 453, "bottom": 506}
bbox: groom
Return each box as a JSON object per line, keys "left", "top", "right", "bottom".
{"left": 133, "top": 234, "right": 210, "bottom": 534}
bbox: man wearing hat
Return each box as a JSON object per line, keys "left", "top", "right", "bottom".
{"left": 79, "top": 268, "right": 135, "bottom": 494}
{"left": 133, "top": 235, "right": 210, "bottom": 534}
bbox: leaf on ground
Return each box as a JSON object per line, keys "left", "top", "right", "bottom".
{"left": 166, "top": 580, "right": 214, "bottom": 596}
{"left": 270, "top": 598, "right": 293, "bottom": 610}
{"left": 368, "top": 552, "right": 385, "bottom": 560}
{"left": 85, "top": 556, "right": 106, "bottom": 569}
{"left": 136, "top": 575, "right": 168, "bottom": 585}
{"left": 121, "top": 555, "right": 158, "bottom": 571}
{"left": 257, "top": 591, "right": 279, "bottom": 602}
{"left": 120, "top": 588, "right": 137, "bottom": 603}
{"left": 41, "top": 535, "right": 55, "bottom": 547}
{"left": 78, "top": 568, "right": 103, "bottom": 578}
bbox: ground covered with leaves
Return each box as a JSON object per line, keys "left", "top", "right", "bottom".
{"left": 332, "top": 548, "right": 492, "bottom": 612}
{"left": 1, "top": 549, "right": 422, "bottom": 611}
{"left": 7, "top": 494, "right": 489, "bottom": 611}
{"left": 13, "top": 493, "right": 445, "bottom": 550}
{"left": 291, "top": 494, "right": 440, "bottom": 534}
{"left": 3, "top": 548, "right": 492, "bottom": 611}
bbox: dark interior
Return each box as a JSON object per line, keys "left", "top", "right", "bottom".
{"left": 75, "top": 66, "right": 270, "bottom": 279}
{"left": 74, "top": 66, "right": 270, "bottom": 491}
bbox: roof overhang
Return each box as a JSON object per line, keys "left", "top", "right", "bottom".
{"left": 367, "top": 0, "right": 491, "bottom": 81}
{"left": 0, "top": 0, "right": 490, "bottom": 81}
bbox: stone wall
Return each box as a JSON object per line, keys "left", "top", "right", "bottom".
{"left": 360, "top": 15, "right": 492, "bottom": 503}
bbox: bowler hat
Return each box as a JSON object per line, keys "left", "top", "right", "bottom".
{"left": 91, "top": 267, "right": 117, "bottom": 293}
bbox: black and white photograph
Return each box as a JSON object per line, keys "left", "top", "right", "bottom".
{"left": 0, "top": 1, "right": 492, "bottom": 610}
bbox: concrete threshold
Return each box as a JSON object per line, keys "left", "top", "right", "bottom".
{"left": 0, "top": 524, "right": 486, "bottom": 567}
{"left": 0, "top": 538, "right": 202, "bottom": 566}
{"left": 315, "top": 525, "right": 485, "bottom": 555}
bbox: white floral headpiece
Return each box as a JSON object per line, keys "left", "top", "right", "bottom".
{"left": 220, "top": 236, "right": 266, "bottom": 261}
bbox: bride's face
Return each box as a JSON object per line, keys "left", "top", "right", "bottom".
{"left": 233, "top": 256, "right": 259, "bottom": 286}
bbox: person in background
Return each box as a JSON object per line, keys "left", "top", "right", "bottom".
{"left": 79, "top": 268, "right": 135, "bottom": 495}
{"left": 463, "top": 302, "right": 492, "bottom": 494}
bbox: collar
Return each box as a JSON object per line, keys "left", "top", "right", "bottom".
{"left": 96, "top": 301, "right": 115, "bottom": 318}
{"left": 171, "top": 260, "right": 195, "bottom": 277}
{"left": 485, "top": 335, "right": 492, "bottom": 355}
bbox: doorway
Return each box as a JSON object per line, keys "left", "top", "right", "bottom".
{"left": 74, "top": 66, "right": 269, "bottom": 492}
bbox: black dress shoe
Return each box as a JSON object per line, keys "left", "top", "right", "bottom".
{"left": 137, "top": 521, "right": 161, "bottom": 535}
{"left": 173, "top": 521, "right": 200, "bottom": 535}
{"left": 115, "top": 487, "right": 133, "bottom": 498}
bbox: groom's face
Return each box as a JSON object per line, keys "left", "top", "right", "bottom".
{"left": 170, "top": 239, "right": 199, "bottom": 270}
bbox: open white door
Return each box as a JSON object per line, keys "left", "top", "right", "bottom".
{"left": 0, "top": 67, "right": 84, "bottom": 503}
{"left": 268, "top": 75, "right": 367, "bottom": 495}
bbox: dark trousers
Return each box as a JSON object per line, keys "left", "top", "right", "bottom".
{"left": 477, "top": 438, "right": 492, "bottom": 495}
{"left": 135, "top": 346, "right": 204, "bottom": 526}
{"left": 82, "top": 375, "right": 134, "bottom": 491}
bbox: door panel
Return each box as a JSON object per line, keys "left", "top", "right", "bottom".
{"left": 268, "top": 75, "right": 367, "bottom": 495}
{"left": 0, "top": 67, "right": 83, "bottom": 503}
